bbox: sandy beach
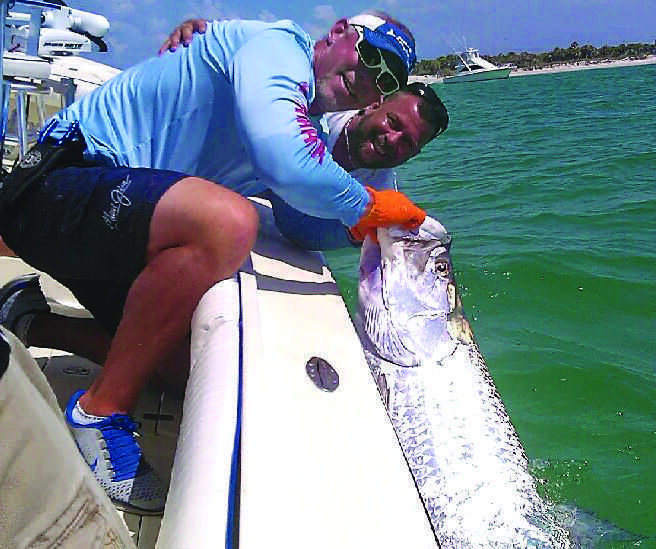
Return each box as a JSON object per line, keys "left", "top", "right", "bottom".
{"left": 409, "top": 54, "right": 656, "bottom": 84}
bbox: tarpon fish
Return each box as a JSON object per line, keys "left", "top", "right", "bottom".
{"left": 356, "top": 217, "right": 571, "bottom": 548}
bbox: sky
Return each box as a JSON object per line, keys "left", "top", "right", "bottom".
{"left": 67, "top": 0, "right": 656, "bottom": 70}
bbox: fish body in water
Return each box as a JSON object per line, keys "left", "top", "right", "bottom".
{"left": 356, "top": 217, "right": 570, "bottom": 548}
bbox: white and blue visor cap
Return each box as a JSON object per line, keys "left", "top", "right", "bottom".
{"left": 348, "top": 14, "right": 416, "bottom": 74}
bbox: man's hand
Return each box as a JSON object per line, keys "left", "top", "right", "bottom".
{"left": 350, "top": 187, "right": 426, "bottom": 242}
{"left": 158, "top": 18, "right": 208, "bottom": 54}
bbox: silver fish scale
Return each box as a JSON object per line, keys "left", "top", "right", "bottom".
{"left": 357, "top": 221, "right": 571, "bottom": 548}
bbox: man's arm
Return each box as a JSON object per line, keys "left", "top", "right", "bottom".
{"left": 228, "top": 26, "right": 370, "bottom": 226}
{"left": 267, "top": 192, "right": 356, "bottom": 250}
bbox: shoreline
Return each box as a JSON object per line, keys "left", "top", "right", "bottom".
{"left": 409, "top": 55, "right": 656, "bottom": 84}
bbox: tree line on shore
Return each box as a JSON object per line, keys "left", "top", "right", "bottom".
{"left": 413, "top": 41, "right": 656, "bottom": 75}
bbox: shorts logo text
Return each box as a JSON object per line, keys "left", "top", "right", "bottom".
{"left": 103, "top": 175, "right": 132, "bottom": 230}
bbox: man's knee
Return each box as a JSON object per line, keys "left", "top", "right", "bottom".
{"left": 214, "top": 192, "right": 259, "bottom": 271}
{"left": 148, "top": 177, "right": 259, "bottom": 274}
{"left": 224, "top": 193, "right": 259, "bottom": 254}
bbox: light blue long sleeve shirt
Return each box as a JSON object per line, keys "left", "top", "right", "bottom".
{"left": 52, "top": 19, "right": 370, "bottom": 226}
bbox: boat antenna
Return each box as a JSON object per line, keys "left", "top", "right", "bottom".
{"left": 443, "top": 35, "right": 465, "bottom": 68}
{"left": 0, "top": 0, "right": 7, "bottom": 167}
{"left": 443, "top": 35, "right": 455, "bottom": 53}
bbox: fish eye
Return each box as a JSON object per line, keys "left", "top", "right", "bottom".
{"left": 435, "top": 259, "right": 450, "bottom": 275}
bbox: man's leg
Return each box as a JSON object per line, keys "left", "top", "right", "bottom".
{"left": 79, "top": 176, "right": 258, "bottom": 416}
{"left": 27, "top": 314, "right": 111, "bottom": 364}
{"left": 1, "top": 167, "right": 257, "bottom": 512}
{"left": 0, "top": 237, "right": 16, "bottom": 257}
{"left": 0, "top": 276, "right": 190, "bottom": 391}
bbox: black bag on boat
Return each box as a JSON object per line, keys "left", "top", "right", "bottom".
{"left": 0, "top": 121, "right": 86, "bottom": 209}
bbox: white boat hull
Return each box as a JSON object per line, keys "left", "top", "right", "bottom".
{"left": 236, "top": 199, "right": 438, "bottom": 548}
{"left": 444, "top": 67, "right": 511, "bottom": 83}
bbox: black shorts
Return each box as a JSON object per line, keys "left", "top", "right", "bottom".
{"left": 0, "top": 164, "right": 186, "bottom": 334}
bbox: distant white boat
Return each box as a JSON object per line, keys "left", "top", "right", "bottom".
{"left": 444, "top": 47, "right": 511, "bottom": 84}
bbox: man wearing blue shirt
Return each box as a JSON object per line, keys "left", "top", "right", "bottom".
{"left": 0, "top": 12, "right": 424, "bottom": 513}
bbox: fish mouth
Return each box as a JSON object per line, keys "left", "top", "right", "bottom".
{"left": 358, "top": 218, "right": 458, "bottom": 366}
{"left": 385, "top": 216, "right": 450, "bottom": 243}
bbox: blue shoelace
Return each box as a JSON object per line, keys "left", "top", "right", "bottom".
{"left": 97, "top": 415, "right": 151, "bottom": 482}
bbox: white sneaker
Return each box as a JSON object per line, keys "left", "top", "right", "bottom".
{"left": 65, "top": 390, "right": 167, "bottom": 515}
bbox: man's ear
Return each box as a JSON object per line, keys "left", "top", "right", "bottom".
{"left": 327, "top": 18, "right": 349, "bottom": 44}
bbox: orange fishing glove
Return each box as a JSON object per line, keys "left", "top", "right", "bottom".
{"left": 349, "top": 187, "right": 426, "bottom": 242}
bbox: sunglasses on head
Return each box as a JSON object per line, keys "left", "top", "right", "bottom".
{"left": 352, "top": 24, "right": 401, "bottom": 96}
{"left": 405, "top": 82, "right": 450, "bottom": 138}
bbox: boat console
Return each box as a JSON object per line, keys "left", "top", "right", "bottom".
{"left": 0, "top": 0, "right": 111, "bottom": 168}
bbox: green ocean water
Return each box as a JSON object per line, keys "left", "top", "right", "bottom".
{"left": 326, "top": 63, "right": 656, "bottom": 544}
